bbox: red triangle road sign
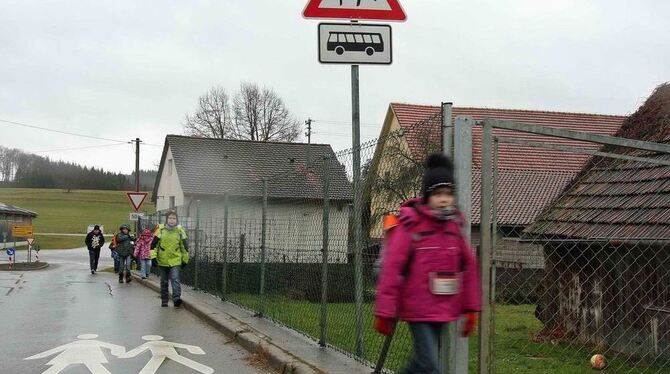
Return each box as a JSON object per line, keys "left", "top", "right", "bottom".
{"left": 303, "top": 0, "right": 406, "bottom": 21}
{"left": 27, "top": 238, "right": 35, "bottom": 245}
{"left": 126, "top": 192, "right": 148, "bottom": 212}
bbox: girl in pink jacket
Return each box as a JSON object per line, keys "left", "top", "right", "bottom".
{"left": 374, "top": 154, "right": 481, "bottom": 374}
{"left": 133, "top": 228, "right": 154, "bottom": 279}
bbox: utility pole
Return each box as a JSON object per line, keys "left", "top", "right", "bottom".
{"left": 134, "top": 138, "right": 141, "bottom": 192}
{"left": 134, "top": 137, "right": 142, "bottom": 235}
{"left": 305, "top": 118, "right": 312, "bottom": 166}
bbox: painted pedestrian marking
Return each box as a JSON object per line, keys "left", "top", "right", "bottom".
{"left": 25, "top": 334, "right": 125, "bottom": 374}
{"left": 120, "top": 335, "right": 214, "bottom": 374}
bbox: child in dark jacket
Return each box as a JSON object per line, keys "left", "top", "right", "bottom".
{"left": 374, "top": 154, "right": 481, "bottom": 374}
{"left": 84, "top": 225, "right": 105, "bottom": 274}
{"left": 115, "top": 224, "right": 135, "bottom": 284}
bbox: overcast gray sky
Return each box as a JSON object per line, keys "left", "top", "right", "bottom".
{"left": 1, "top": 0, "right": 668, "bottom": 174}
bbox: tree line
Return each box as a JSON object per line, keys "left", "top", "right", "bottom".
{"left": 0, "top": 145, "right": 156, "bottom": 191}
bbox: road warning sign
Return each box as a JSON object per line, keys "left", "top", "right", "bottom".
{"left": 303, "top": 0, "right": 407, "bottom": 21}
{"left": 126, "top": 192, "right": 148, "bottom": 212}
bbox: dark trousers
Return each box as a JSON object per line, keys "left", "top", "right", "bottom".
{"left": 400, "top": 322, "right": 445, "bottom": 374}
{"left": 159, "top": 266, "right": 182, "bottom": 304}
{"left": 88, "top": 249, "right": 100, "bottom": 271}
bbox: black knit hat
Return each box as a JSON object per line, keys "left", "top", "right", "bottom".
{"left": 93, "top": 225, "right": 100, "bottom": 231}
{"left": 422, "top": 153, "right": 455, "bottom": 201}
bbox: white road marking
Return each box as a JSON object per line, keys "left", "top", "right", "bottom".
{"left": 121, "top": 335, "right": 214, "bottom": 374}
{"left": 25, "top": 334, "right": 125, "bottom": 374}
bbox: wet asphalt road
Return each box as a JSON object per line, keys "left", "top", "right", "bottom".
{"left": 0, "top": 248, "right": 266, "bottom": 374}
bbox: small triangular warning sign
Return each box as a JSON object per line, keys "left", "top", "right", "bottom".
{"left": 27, "top": 238, "right": 35, "bottom": 245}
{"left": 126, "top": 192, "right": 148, "bottom": 212}
{"left": 303, "top": 0, "right": 406, "bottom": 21}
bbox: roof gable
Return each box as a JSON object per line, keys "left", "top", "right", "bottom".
{"left": 391, "top": 103, "right": 627, "bottom": 171}
{"left": 526, "top": 83, "right": 670, "bottom": 241}
{"left": 161, "top": 136, "right": 351, "bottom": 201}
{"left": 382, "top": 103, "right": 627, "bottom": 225}
{"left": 0, "top": 202, "right": 37, "bottom": 217}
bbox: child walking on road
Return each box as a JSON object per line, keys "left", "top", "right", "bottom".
{"left": 115, "top": 224, "right": 135, "bottom": 284}
{"left": 151, "top": 211, "right": 189, "bottom": 307}
{"left": 84, "top": 225, "right": 105, "bottom": 274}
{"left": 374, "top": 154, "right": 481, "bottom": 374}
{"left": 134, "top": 228, "right": 154, "bottom": 279}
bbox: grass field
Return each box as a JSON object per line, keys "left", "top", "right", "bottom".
{"left": 0, "top": 188, "right": 155, "bottom": 249}
{"left": 227, "top": 294, "right": 670, "bottom": 373}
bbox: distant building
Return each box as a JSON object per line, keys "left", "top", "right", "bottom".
{"left": 152, "top": 135, "right": 352, "bottom": 263}
{"left": 367, "top": 103, "right": 626, "bottom": 268}
{"left": 0, "top": 202, "right": 37, "bottom": 243}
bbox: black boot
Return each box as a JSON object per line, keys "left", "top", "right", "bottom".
{"left": 118, "top": 272, "right": 124, "bottom": 283}
{"left": 125, "top": 272, "right": 132, "bottom": 283}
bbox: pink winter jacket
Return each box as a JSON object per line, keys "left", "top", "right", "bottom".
{"left": 375, "top": 199, "right": 481, "bottom": 322}
{"left": 133, "top": 229, "right": 153, "bottom": 260}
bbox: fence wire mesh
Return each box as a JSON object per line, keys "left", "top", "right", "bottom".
{"left": 139, "top": 109, "right": 670, "bottom": 374}
{"left": 481, "top": 126, "right": 670, "bottom": 374}
{"left": 140, "top": 113, "right": 444, "bottom": 373}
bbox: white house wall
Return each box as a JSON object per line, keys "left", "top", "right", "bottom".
{"left": 189, "top": 197, "right": 350, "bottom": 264}
{"left": 156, "top": 147, "right": 185, "bottom": 211}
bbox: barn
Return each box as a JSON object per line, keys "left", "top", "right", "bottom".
{"left": 525, "top": 83, "right": 670, "bottom": 358}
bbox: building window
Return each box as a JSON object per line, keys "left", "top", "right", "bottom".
{"left": 169, "top": 196, "right": 175, "bottom": 209}
{"left": 168, "top": 159, "right": 173, "bottom": 175}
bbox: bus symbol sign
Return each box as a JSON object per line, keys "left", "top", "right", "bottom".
{"left": 318, "top": 23, "right": 392, "bottom": 65}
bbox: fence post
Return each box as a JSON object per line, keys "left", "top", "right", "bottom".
{"left": 489, "top": 137, "right": 499, "bottom": 373}
{"left": 194, "top": 199, "right": 200, "bottom": 290}
{"left": 451, "top": 116, "right": 473, "bottom": 374}
{"left": 350, "top": 64, "right": 365, "bottom": 358}
{"left": 320, "top": 157, "right": 331, "bottom": 347}
{"left": 440, "top": 102, "right": 454, "bottom": 374}
{"left": 479, "top": 120, "right": 493, "bottom": 374}
{"left": 221, "top": 193, "right": 229, "bottom": 299}
{"left": 259, "top": 179, "right": 268, "bottom": 317}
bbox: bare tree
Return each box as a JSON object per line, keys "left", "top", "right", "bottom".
{"left": 184, "top": 83, "right": 300, "bottom": 142}
{"left": 231, "top": 82, "right": 300, "bottom": 142}
{"left": 183, "top": 86, "right": 233, "bottom": 138}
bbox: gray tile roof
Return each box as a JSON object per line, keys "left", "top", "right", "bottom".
{"left": 161, "top": 135, "right": 352, "bottom": 201}
{"left": 0, "top": 202, "right": 37, "bottom": 217}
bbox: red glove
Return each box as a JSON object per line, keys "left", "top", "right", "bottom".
{"left": 374, "top": 316, "right": 395, "bottom": 336}
{"left": 462, "top": 312, "right": 478, "bottom": 337}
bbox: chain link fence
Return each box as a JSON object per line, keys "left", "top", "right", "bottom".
{"left": 478, "top": 116, "right": 670, "bottom": 373}
{"left": 140, "top": 100, "right": 670, "bottom": 374}
{"left": 139, "top": 113, "right": 443, "bottom": 373}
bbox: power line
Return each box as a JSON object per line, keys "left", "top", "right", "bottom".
{"left": 32, "top": 143, "right": 130, "bottom": 153}
{"left": 0, "top": 118, "right": 128, "bottom": 143}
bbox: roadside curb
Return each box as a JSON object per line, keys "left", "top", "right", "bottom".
{"left": 133, "top": 274, "right": 326, "bottom": 374}
{"left": 0, "top": 262, "right": 49, "bottom": 271}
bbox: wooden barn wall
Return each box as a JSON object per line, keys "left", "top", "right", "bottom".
{"left": 538, "top": 243, "right": 670, "bottom": 357}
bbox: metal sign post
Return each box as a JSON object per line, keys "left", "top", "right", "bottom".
{"left": 6, "top": 247, "right": 15, "bottom": 269}
{"left": 351, "top": 62, "right": 365, "bottom": 358}
{"left": 304, "top": 0, "right": 404, "bottom": 363}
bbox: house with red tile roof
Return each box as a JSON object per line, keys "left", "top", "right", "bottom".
{"left": 524, "top": 83, "right": 670, "bottom": 356}
{"left": 366, "top": 102, "right": 626, "bottom": 268}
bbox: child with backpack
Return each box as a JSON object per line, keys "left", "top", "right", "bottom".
{"left": 109, "top": 232, "right": 120, "bottom": 273}
{"left": 374, "top": 154, "right": 481, "bottom": 374}
{"left": 133, "top": 228, "right": 154, "bottom": 279}
{"left": 151, "top": 211, "right": 189, "bottom": 307}
{"left": 115, "top": 224, "right": 135, "bottom": 284}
